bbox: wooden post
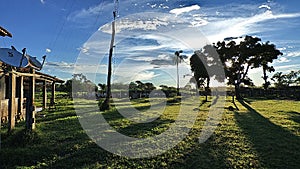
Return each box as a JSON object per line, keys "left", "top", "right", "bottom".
{"left": 49, "top": 81, "right": 56, "bottom": 109}
{"left": 8, "top": 72, "right": 16, "bottom": 131}
{"left": 42, "top": 80, "right": 47, "bottom": 109}
{"left": 26, "top": 69, "right": 36, "bottom": 130}
{"left": 51, "top": 82, "right": 55, "bottom": 104}
{"left": 0, "top": 75, "right": 5, "bottom": 142}
{"left": 0, "top": 75, "right": 5, "bottom": 100}
{"left": 17, "top": 76, "right": 24, "bottom": 120}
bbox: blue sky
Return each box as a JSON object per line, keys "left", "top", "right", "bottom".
{"left": 1, "top": 0, "right": 300, "bottom": 88}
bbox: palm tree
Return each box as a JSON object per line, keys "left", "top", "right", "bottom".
{"left": 174, "top": 50, "right": 187, "bottom": 96}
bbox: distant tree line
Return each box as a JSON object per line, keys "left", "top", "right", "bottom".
{"left": 57, "top": 73, "right": 97, "bottom": 98}
{"left": 57, "top": 73, "right": 181, "bottom": 100}
{"left": 271, "top": 70, "right": 300, "bottom": 88}
{"left": 97, "top": 81, "right": 177, "bottom": 99}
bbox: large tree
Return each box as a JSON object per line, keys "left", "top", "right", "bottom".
{"left": 215, "top": 36, "right": 267, "bottom": 99}
{"left": 190, "top": 47, "right": 210, "bottom": 101}
{"left": 190, "top": 44, "right": 226, "bottom": 101}
{"left": 252, "top": 42, "right": 282, "bottom": 90}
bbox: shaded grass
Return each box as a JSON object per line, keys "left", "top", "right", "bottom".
{"left": 1, "top": 96, "right": 300, "bottom": 168}
{"left": 234, "top": 100, "right": 300, "bottom": 168}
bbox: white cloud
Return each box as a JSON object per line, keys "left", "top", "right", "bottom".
{"left": 259, "top": 4, "right": 271, "bottom": 10}
{"left": 45, "top": 61, "right": 74, "bottom": 69}
{"left": 150, "top": 54, "right": 174, "bottom": 66}
{"left": 45, "top": 61, "right": 109, "bottom": 77}
{"left": 46, "top": 48, "right": 51, "bottom": 53}
{"left": 99, "top": 16, "right": 170, "bottom": 34}
{"left": 169, "top": 5, "right": 200, "bottom": 16}
{"left": 132, "top": 71, "right": 159, "bottom": 81}
{"left": 68, "top": 4, "right": 104, "bottom": 21}
{"left": 126, "top": 34, "right": 191, "bottom": 52}
{"left": 126, "top": 56, "right": 156, "bottom": 62}
{"left": 275, "top": 64, "right": 300, "bottom": 73}
{"left": 190, "top": 16, "right": 209, "bottom": 27}
{"left": 112, "top": 61, "right": 159, "bottom": 83}
{"left": 40, "top": 0, "right": 45, "bottom": 4}
{"left": 77, "top": 46, "right": 90, "bottom": 54}
{"left": 286, "top": 51, "right": 300, "bottom": 57}
{"left": 278, "top": 47, "right": 287, "bottom": 51}
{"left": 277, "top": 57, "right": 290, "bottom": 63}
{"left": 84, "top": 28, "right": 196, "bottom": 65}
{"left": 204, "top": 10, "right": 300, "bottom": 43}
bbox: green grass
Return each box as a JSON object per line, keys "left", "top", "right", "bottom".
{"left": 1, "top": 95, "right": 300, "bottom": 168}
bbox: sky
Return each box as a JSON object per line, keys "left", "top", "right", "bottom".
{"left": 1, "top": 0, "right": 300, "bottom": 88}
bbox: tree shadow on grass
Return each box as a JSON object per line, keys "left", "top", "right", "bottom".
{"left": 285, "top": 111, "right": 300, "bottom": 123}
{"left": 200, "top": 100, "right": 210, "bottom": 107}
{"left": 235, "top": 100, "right": 300, "bottom": 168}
{"left": 36, "top": 109, "right": 77, "bottom": 123}
{"left": 116, "top": 117, "right": 175, "bottom": 137}
{"left": 101, "top": 107, "right": 175, "bottom": 138}
{"left": 101, "top": 104, "right": 155, "bottom": 122}
{"left": 48, "top": 138, "right": 230, "bottom": 169}
{"left": 0, "top": 117, "right": 91, "bottom": 168}
{"left": 48, "top": 128, "right": 232, "bottom": 169}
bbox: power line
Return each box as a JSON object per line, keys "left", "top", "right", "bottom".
{"left": 48, "top": 0, "right": 75, "bottom": 51}
{"left": 92, "top": 0, "right": 105, "bottom": 31}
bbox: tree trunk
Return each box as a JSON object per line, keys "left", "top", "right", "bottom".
{"left": 262, "top": 66, "right": 269, "bottom": 90}
{"left": 205, "top": 78, "right": 210, "bottom": 102}
{"left": 235, "top": 83, "right": 242, "bottom": 100}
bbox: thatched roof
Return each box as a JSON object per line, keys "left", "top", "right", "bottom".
{"left": 0, "top": 26, "right": 12, "bottom": 37}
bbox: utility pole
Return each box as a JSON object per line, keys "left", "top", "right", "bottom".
{"left": 101, "top": 0, "right": 118, "bottom": 110}
{"left": 175, "top": 50, "right": 182, "bottom": 96}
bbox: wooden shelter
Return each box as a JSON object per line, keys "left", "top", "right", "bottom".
{"left": 0, "top": 64, "right": 64, "bottom": 131}
{"left": 0, "top": 26, "right": 64, "bottom": 131}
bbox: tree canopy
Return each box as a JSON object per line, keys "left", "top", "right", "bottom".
{"left": 214, "top": 35, "right": 282, "bottom": 99}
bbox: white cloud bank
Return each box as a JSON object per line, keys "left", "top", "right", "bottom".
{"left": 205, "top": 10, "right": 300, "bottom": 43}
{"left": 286, "top": 51, "right": 300, "bottom": 57}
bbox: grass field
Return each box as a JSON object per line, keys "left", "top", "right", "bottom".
{"left": 1, "top": 95, "right": 300, "bottom": 168}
